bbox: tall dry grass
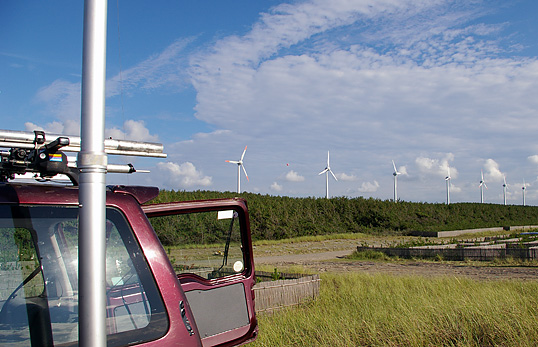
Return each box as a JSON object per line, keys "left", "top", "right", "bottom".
{"left": 252, "top": 273, "right": 538, "bottom": 346}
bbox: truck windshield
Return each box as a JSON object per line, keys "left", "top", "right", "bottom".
{"left": 150, "top": 209, "right": 247, "bottom": 280}
{"left": 0, "top": 205, "right": 167, "bottom": 347}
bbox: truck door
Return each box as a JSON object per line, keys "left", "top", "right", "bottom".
{"left": 143, "top": 199, "right": 257, "bottom": 347}
{"left": 0, "top": 205, "right": 170, "bottom": 347}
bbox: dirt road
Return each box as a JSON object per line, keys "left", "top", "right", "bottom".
{"left": 254, "top": 245, "right": 538, "bottom": 280}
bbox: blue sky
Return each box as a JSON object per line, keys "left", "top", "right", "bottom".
{"left": 2, "top": 0, "right": 538, "bottom": 205}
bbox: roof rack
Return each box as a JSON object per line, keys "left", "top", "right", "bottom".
{"left": 0, "top": 129, "right": 167, "bottom": 185}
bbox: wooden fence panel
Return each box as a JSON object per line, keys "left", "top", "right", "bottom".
{"left": 253, "top": 274, "right": 320, "bottom": 313}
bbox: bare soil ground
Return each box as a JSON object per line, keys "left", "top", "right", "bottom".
{"left": 253, "top": 240, "right": 538, "bottom": 281}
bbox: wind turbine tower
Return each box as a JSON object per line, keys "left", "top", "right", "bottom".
{"left": 392, "top": 160, "right": 402, "bottom": 203}
{"left": 445, "top": 167, "right": 451, "bottom": 205}
{"left": 226, "top": 146, "right": 249, "bottom": 193}
{"left": 502, "top": 175, "right": 507, "bottom": 206}
{"left": 319, "top": 151, "right": 337, "bottom": 199}
{"left": 479, "top": 170, "right": 487, "bottom": 203}
{"left": 522, "top": 179, "right": 527, "bottom": 206}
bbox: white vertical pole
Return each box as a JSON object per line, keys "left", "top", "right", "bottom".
{"left": 325, "top": 172, "right": 328, "bottom": 199}
{"left": 394, "top": 175, "right": 398, "bottom": 202}
{"left": 237, "top": 165, "right": 241, "bottom": 193}
{"left": 78, "top": 0, "right": 108, "bottom": 346}
{"left": 446, "top": 180, "right": 450, "bottom": 205}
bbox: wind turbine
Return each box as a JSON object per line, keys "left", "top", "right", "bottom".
{"left": 445, "top": 166, "right": 451, "bottom": 205}
{"left": 479, "top": 170, "right": 487, "bottom": 203}
{"left": 319, "top": 151, "right": 337, "bottom": 199}
{"left": 522, "top": 179, "right": 527, "bottom": 206}
{"left": 502, "top": 175, "right": 507, "bottom": 206}
{"left": 226, "top": 146, "right": 249, "bottom": 193}
{"left": 392, "top": 160, "right": 402, "bottom": 203}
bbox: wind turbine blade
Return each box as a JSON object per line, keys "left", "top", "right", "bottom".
{"left": 226, "top": 160, "right": 239, "bottom": 164}
{"left": 241, "top": 145, "right": 247, "bottom": 161}
{"left": 319, "top": 168, "right": 329, "bottom": 175}
{"left": 327, "top": 151, "right": 330, "bottom": 166}
{"left": 392, "top": 160, "right": 397, "bottom": 173}
{"left": 329, "top": 169, "right": 338, "bottom": 181}
{"left": 241, "top": 164, "right": 249, "bottom": 181}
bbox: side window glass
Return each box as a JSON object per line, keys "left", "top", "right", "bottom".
{"left": 0, "top": 206, "right": 168, "bottom": 347}
{"left": 150, "top": 209, "right": 246, "bottom": 280}
{"left": 0, "top": 227, "right": 44, "bottom": 345}
{"left": 105, "top": 221, "right": 153, "bottom": 334}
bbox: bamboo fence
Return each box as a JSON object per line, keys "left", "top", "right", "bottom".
{"left": 357, "top": 246, "right": 538, "bottom": 261}
{"left": 253, "top": 273, "right": 321, "bottom": 313}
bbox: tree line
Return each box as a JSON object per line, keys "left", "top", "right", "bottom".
{"left": 149, "top": 190, "right": 538, "bottom": 245}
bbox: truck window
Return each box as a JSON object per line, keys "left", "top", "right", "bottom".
{"left": 147, "top": 205, "right": 257, "bottom": 344}
{"left": 150, "top": 209, "right": 247, "bottom": 280}
{"left": 0, "top": 205, "right": 168, "bottom": 346}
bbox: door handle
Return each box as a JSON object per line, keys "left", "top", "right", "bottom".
{"left": 180, "top": 301, "right": 195, "bottom": 336}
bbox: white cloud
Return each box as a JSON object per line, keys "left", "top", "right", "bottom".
{"left": 285, "top": 170, "right": 305, "bottom": 182}
{"left": 358, "top": 180, "right": 380, "bottom": 193}
{"left": 175, "top": 0, "right": 538, "bottom": 201}
{"left": 25, "top": 120, "right": 79, "bottom": 136}
{"left": 270, "top": 182, "right": 283, "bottom": 192}
{"left": 25, "top": 122, "right": 45, "bottom": 132}
{"left": 336, "top": 172, "right": 357, "bottom": 181}
{"left": 416, "top": 157, "right": 436, "bottom": 171}
{"left": 105, "top": 120, "right": 159, "bottom": 142}
{"left": 35, "top": 79, "right": 81, "bottom": 123}
{"left": 483, "top": 158, "right": 504, "bottom": 182}
{"left": 30, "top": 38, "right": 192, "bottom": 138}
{"left": 107, "top": 38, "right": 192, "bottom": 97}
{"left": 415, "top": 154, "right": 457, "bottom": 179}
{"left": 24, "top": 119, "right": 158, "bottom": 143}
{"left": 156, "top": 162, "right": 212, "bottom": 189}
{"left": 450, "top": 183, "right": 462, "bottom": 193}
{"left": 189, "top": 0, "right": 440, "bottom": 128}
{"left": 528, "top": 155, "right": 538, "bottom": 164}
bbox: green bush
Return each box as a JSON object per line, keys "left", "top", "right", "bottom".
{"left": 149, "top": 190, "right": 538, "bottom": 245}
{"left": 347, "top": 250, "right": 391, "bottom": 261}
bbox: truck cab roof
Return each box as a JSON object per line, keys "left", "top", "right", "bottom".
{"left": 0, "top": 183, "right": 159, "bottom": 205}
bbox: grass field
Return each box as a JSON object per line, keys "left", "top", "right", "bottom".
{"left": 164, "top": 231, "right": 538, "bottom": 345}
{"left": 251, "top": 272, "right": 538, "bottom": 347}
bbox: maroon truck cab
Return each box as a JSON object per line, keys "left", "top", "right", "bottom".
{"left": 0, "top": 183, "right": 257, "bottom": 346}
